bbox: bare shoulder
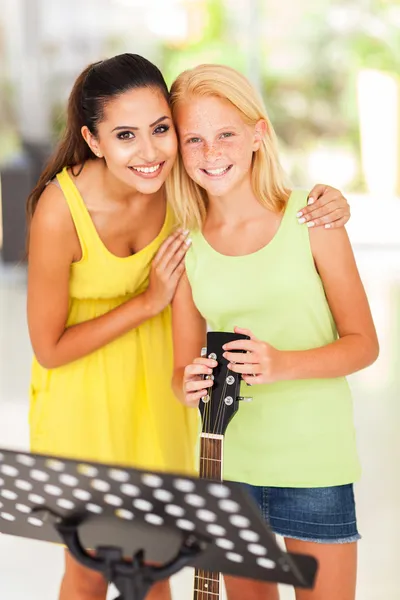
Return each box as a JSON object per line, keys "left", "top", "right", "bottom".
{"left": 308, "top": 223, "right": 359, "bottom": 284}
{"left": 33, "top": 182, "right": 72, "bottom": 230}
{"left": 30, "top": 182, "right": 79, "bottom": 260}
{"left": 309, "top": 223, "right": 352, "bottom": 258}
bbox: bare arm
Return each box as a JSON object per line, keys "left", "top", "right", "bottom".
{"left": 283, "top": 226, "right": 379, "bottom": 378}
{"left": 28, "top": 186, "right": 188, "bottom": 369}
{"left": 224, "top": 227, "right": 379, "bottom": 383}
{"left": 171, "top": 271, "right": 211, "bottom": 404}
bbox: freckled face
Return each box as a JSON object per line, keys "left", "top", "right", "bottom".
{"left": 94, "top": 87, "right": 178, "bottom": 193}
{"left": 175, "top": 95, "right": 260, "bottom": 198}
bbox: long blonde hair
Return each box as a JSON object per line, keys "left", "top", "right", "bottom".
{"left": 166, "top": 63, "right": 290, "bottom": 230}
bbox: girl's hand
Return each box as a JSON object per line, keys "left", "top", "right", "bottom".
{"left": 222, "top": 327, "right": 286, "bottom": 385}
{"left": 182, "top": 357, "right": 218, "bottom": 407}
{"left": 144, "top": 229, "right": 191, "bottom": 315}
{"left": 297, "top": 185, "right": 350, "bottom": 229}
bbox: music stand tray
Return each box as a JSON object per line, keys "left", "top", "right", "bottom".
{"left": 0, "top": 448, "right": 317, "bottom": 599}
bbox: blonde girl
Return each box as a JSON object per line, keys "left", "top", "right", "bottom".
{"left": 170, "top": 64, "right": 378, "bottom": 600}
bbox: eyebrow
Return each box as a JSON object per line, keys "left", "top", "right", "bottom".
{"left": 112, "top": 116, "right": 170, "bottom": 132}
{"left": 183, "top": 126, "right": 238, "bottom": 136}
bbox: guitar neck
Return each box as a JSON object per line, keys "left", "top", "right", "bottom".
{"left": 199, "top": 434, "right": 224, "bottom": 479}
{"left": 193, "top": 434, "right": 224, "bottom": 600}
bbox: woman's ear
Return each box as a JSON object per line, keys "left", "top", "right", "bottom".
{"left": 253, "top": 119, "right": 268, "bottom": 151}
{"left": 81, "top": 126, "right": 103, "bottom": 158}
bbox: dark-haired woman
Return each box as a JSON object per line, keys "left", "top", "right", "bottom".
{"left": 27, "top": 54, "right": 196, "bottom": 600}
{"left": 26, "top": 53, "right": 351, "bottom": 600}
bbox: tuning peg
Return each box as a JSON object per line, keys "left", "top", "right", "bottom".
{"left": 238, "top": 396, "right": 253, "bottom": 403}
{"left": 201, "top": 347, "right": 207, "bottom": 357}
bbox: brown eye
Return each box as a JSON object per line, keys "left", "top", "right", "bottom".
{"left": 153, "top": 125, "right": 170, "bottom": 135}
{"left": 117, "top": 131, "right": 135, "bottom": 140}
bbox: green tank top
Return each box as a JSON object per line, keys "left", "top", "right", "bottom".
{"left": 185, "top": 190, "right": 361, "bottom": 487}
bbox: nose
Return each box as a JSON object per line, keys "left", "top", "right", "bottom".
{"left": 204, "top": 142, "right": 222, "bottom": 162}
{"left": 138, "top": 135, "right": 158, "bottom": 163}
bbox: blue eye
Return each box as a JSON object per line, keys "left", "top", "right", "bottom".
{"left": 154, "top": 124, "right": 170, "bottom": 134}
{"left": 187, "top": 137, "right": 201, "bottom": 144}
{"left": 117, "top": 131, "right": 135, "bottom": 141}
{"left": 220, "top": 132, "right": 234, "bottom": 139}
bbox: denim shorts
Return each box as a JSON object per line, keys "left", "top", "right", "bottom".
{"left": 244, "top": 483, "right": 360, "bottom": 544}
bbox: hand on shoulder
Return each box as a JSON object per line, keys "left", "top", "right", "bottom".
{"left": 297, "top": 184, "right": 350, "bottom": 229}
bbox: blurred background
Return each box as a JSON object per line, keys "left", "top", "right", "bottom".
{"left": 1, "top": 0, "right": 400, "bottom": 257}
{"left": 0, "top": 0, "right": 399, "bottom": 599}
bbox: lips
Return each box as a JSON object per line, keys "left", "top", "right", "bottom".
{"left": 200, "top": 165, "right": 233, "bottom": 177}
{"left": 128, "top": 161, "right": 165, "bottom": 178}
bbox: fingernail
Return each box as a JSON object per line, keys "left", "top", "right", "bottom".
{"left": 307, "top": 221, "right": 315, "bottom": 228}
{"left": 308, "top": 197, "right": 314, "bottom": 205}
{"left": 185, "top": 238, "right": 192, "bottom": 246}
{"left": 222, "top": 345, "right": 227, "bottom": 350}
{"left": 298, "top": 217, "right": 306, "bottom": 224}
{"left": 296, "top": 211, "right": 303, "bottom": 217}
{"left": 325, "top": 223, "right": 331, "bottom": 229}
{"left": 183, "top": 229, "right": 190, "bottom": 235}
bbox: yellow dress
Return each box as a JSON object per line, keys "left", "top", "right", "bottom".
{"left": 29, "top": 167, "right": 198, "bottom": 474}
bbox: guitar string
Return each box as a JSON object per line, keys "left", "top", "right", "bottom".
{"left": 203, "top": 346, "right": 215, "bottom": 600}
{"left": 206, "top": 343, "right": 219, "bottom": 599}
{"left": 208, "top": 346, "right": 230, "bottom": 598}
{"left": 201, "top": 341, "right": 224, "bottom": 599}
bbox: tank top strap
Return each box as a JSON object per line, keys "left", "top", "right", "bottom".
{"left": 276, "top": 189, "right": 309, "bottom": 241}
{"left": 285, "top": 189, "right": 309, "bottom": 221}
{"left": 56, "top": 167, "right": 99, "bottom": 260}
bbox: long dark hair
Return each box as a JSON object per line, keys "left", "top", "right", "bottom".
{"left": 26, "top": 53, "right": 169, "bottom": 224}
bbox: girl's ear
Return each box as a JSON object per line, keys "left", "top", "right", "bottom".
{"left": 253, "top": 119, "right": 268, "bottom": 151}
{"left": 81, "top": 126, "right": 103, "bottom": 158}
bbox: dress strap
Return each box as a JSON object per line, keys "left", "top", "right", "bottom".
{"left": 56, "top": 167, "right": 99, "bottom": 261}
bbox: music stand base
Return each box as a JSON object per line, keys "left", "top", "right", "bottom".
{"left": 54, "top": 518, "right": 204, "bottom": 600}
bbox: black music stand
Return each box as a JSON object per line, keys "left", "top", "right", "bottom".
{"left": 0, "top": 448, "right": 318, "bottom": 599}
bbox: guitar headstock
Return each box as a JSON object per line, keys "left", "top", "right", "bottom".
{"left": 199, "top": 331, "right": 250, "bottom": 436}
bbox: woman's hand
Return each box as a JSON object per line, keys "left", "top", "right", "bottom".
{"left": 222, "top": 327, "right": 286, "bottom": 385}
{"left": 182, "top": 356, "right": 218, "bottom": 407}
{"left": 144, "top": 229, "right": 191, "bottom": 315}
{"left": 297, "top": 185, "right": 350, "bottom": 229}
